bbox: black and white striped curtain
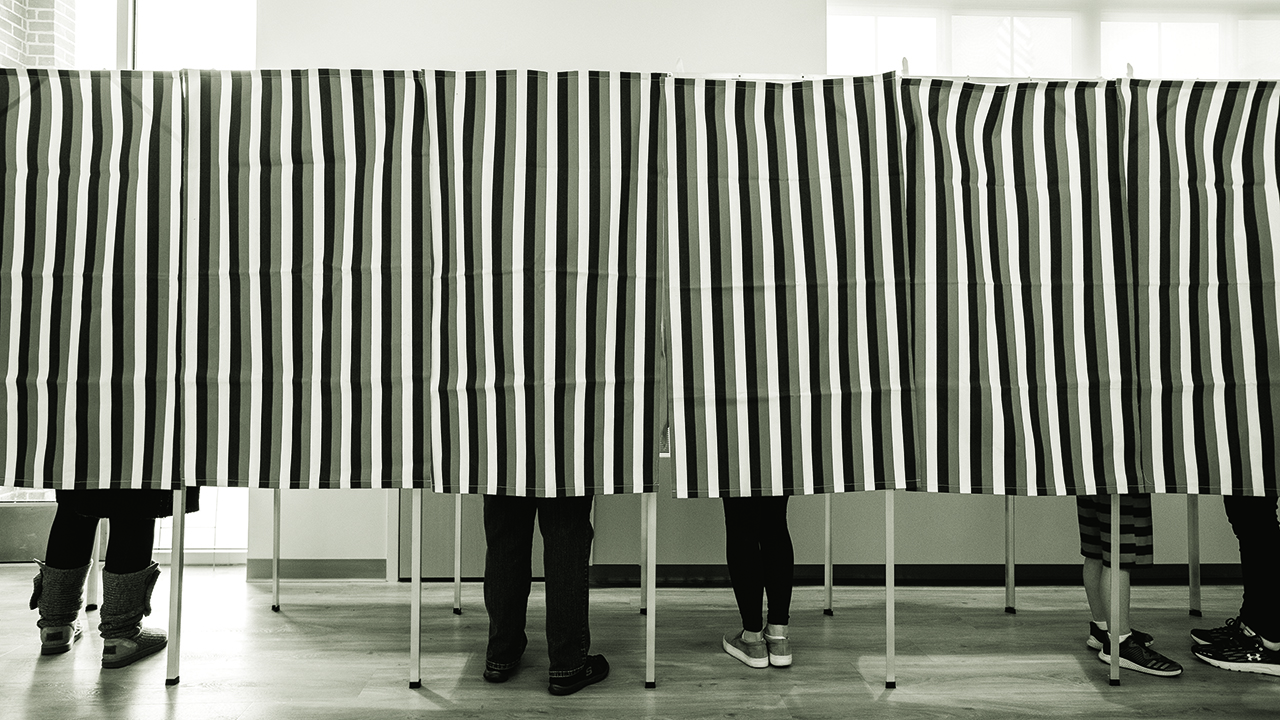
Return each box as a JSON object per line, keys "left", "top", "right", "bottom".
{"left": 182, "top": 69, "right": 430, "bottom": 489}
{"left": 425, "top": 70, "right": 668, "bottom": 497}
{"left": 667, "top": 72, "right": 917, "bottom": 498}
{"left": 1122, "top": 78, "right": 1280, "bottom": 497}
{"left": 902, "top": 78, "right": 1140, "bottom": 496}
{"left": 0, "top": 70, "right": 183, "bottom": 490}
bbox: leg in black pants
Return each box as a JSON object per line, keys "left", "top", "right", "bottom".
{"left": 44, "top": 505, "right": 156, "bottom": 574}
{"left": 1223, "top": 495, "right": 1280, "bottom": 642}
{"left": 722, "top": 495, "right": 794, "bottom": 631}
{"left": 483, "top": 494, "right": 596, "bottom": 678}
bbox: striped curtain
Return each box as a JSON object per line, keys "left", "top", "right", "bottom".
{"left": 425, "top": 70, "right": 668, "bottom": 497}
{"left": 0, "top": 70, "right": 183, "bottom": 490}
{"left": 668, "top": 72, "right": 916, "bottom": 498}
{"left": 902, "top": 78, "right": 1140, "bottom": 496}
{"left": 182, "top": 69, "right": 430, "bottom": 489}
{"left": 1122, "top": 79, "right": 1280, "bottom": 497}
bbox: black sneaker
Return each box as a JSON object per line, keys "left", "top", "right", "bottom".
{"left": 483, "top": 661, "right": 518, "bottom": 683}
{"left": 1193, "top": 636, "right": 1280, "bottom": 677}
{"left": 1087, "top": 622, "right": 1154, "bottom": 652}
{"left": 548, "top": 654, "right": 609, "bottom": 696}
{"left": 1097, "top": 636, "right": 1182, "bottom": 677}
{"left": 1191, "top": 616, "right": 1250, "bottom": 646}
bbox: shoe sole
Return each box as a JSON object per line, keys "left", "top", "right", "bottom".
{"left": 41, "top": 644, "right": 73, "bottom": 656}
{"left": 102, "top": 639, "right": 167, "bottom": 669}
{"left": 769, "top": 654, "right": 792, "bottom": 667}
{"left": 1194, "top": 652, "right": 1280, "bottom": 677}
{"left": 1096, "top": 650, "right": 1182, "bottom": 677}
{"left": 723, "top": 637, "right": 768, "bottom": 669}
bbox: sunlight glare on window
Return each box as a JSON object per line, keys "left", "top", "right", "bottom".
{"left": 828, "top": 15, "right": 877, "bottom": 75}
{"left": 1239, "top": 20, "right": 1280, "bottom": 77}
{"left": 1161, "top": 23, "right": 1219, "bottom": 78}
{"left": 1101, "top": 21, "right": 1159, "bottom": 78}
{"left": 878, "top": 16, "right": 937, "bottom": 75}
{"left": 135, "top": 0, "right": 256, "bottom": 70}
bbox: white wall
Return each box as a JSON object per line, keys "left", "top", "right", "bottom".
{"left": 256, "top": 0, "right": 827, "bottom": 74}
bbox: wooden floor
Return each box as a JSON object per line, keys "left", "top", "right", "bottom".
{"left": 1, "top": 564, "right": 1277, "bottom": 719}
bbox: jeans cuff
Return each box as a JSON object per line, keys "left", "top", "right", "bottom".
{"left": 548, "top": 663, "right": 584, "bottom": 679}
{"left": 486, "top": 658, "right": 520, "bottom": 672}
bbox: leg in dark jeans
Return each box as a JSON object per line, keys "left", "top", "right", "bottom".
{"left": 538, "top": 496, "right": 595, "bottom": 677}
{"left": 483, "top": 495, "right": 537, "bottom": 672}
{"left": 45, "top": 507, "right": 156, "bottom": 574}
{"left": 1223, "top": 495, "right": 1280, "bottom": 641}
{"left": 723, "top": 496, "right": 793, "bottom": 631}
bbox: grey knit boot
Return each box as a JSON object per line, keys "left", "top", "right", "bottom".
{"left": 99, "top": 562, "right": 167, "bottom": 669}
{"left": 30, "top": 559, "right": 89, "bottom": 655}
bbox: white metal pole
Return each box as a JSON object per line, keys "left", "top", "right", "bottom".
{"left": 1187, "top": 495, "right": 1202, "bottom": 617}
{"left": 1108, "top": 492, "right": 1121, "bottom": 686}
{"left": 86, "top": 520, "right": 104, "bottom": 611}
{"left": 644, "top": 493, "right": 658, "bottom": 688}
{"left": 454, "top": 494, "right": 463, "bottom": 615}
{"left": 272, "top": 488, "right": 281, "bottom": 612}
{"left": 1004, "top": 495, "right": 1016, "bottom": 614}
{"left": 165, "top": 487, "right": 186, "bottom": 686}
{"left": 885, "top": 489, "right": 896, "bottom": 689}
{"left": 639, "top": 497, "right": 649, "bottom": 615}
{"left": 824, "top": 493, "right": 834, "bottom": 616}
{"left": 410, "top": 488, "right": 423, "bottom": 688}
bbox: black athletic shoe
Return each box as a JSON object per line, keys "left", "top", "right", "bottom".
{"left": 1087, "top": 622, "right": 1154, "bottom": 652}
{"left": 548, "top": 654, "right": 609, "bottom": 696}
{"left": 483, "top": 662, "right": 518, "bottom": 683}
{"left": 1193, "top": 636, "right": 1280, "bottom": 677}
{"left": 1097, "top": 636, "right": 1182, "bottom": 677}
{"left": 1191, "top": 617, "right": 1251, "bottom": 647}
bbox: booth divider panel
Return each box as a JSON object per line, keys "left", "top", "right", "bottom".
{"left": 902, "top": 78, "right": 1139, "bottom": 497}
{"left": 425, "top": 70, "right": 668, "bottom": 497}
{"left": 0, "top": 70, "right": 183, "bottom": 490}
{"left": 182, "top": 69, "right": 430, "bottom": 489}
{"left": 667, "top": 72, "right": 917, "bottom": 498}
{"left": 1123, "top": 78, "right": 1280, "bottom": 497}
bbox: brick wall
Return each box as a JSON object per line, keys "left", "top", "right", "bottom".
{"left": 0, "top": 0, "right": 76, "bottom": 68}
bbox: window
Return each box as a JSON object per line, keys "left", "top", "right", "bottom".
{"left": 828, "top": 2, "right": 1280, "bottom": 79}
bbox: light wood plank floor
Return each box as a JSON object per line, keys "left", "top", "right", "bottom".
{"left": 1, "top": 563, "right": 1277, "bottom": 719}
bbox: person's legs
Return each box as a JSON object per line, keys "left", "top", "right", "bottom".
{"left": 1223, "top": 495, "right": 1280, "bottom": 643}
{"left": 537, "top": 495, "right": 595, "bottom": 677}
{"left": 43, "top": 503, "right": 100, "bottom": 570}
{"left": 757, "top": 496, "right": 793, "bottom": 629}
{"left": 483, "top": 495, "right": 537, "bottom": 675}
{"left": 31, "top": 505, "right": 98, "bottom": 654}
{"left": 101, "top": 517, "right": 156, "bottom": 574}
{"left": 723, "top": 497, "right": 764, "bottom": 632}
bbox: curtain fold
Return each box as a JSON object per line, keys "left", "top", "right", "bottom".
{"left": 667, "top": 72, "right": 917, "bottom": 498}
{"left": 902, "top": 78, "right": 1140, "bottom": 496}
{"left": 181, "top": 69, "right": 430, "bottom": 489}
{"left": 425, "top": 70, "right": 668, "bottom": 497}
{"left": 0, "top": 70, "right": 182, "bottom": 490}
{"left": 1122, "top": 78, "right": 1280, "bottom": 497}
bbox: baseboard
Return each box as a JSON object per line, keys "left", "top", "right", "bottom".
{"left": 246, "top": 558, "right": 386, "bottom": 580}
{"left": 588, "top": 563, "right": 1243, "bottom": 588}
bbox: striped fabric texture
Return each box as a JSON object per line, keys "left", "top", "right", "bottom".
{"left": 902, "top": 78, "right": 1140, "bottom": 496}
{"left": 425, "top": 70, "right": 668, "bottom": 497}
{"left": 1122, "top": 79, "right": 1280, "bottom": 497}
{"left": 668, "top": 72, "right": 916, "bottom": 498}
{"left": 183, "top": 69, "right": 430, "bottom": 489}
{"left": 0, "top": 70, "right": 183, "bottom": 490}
